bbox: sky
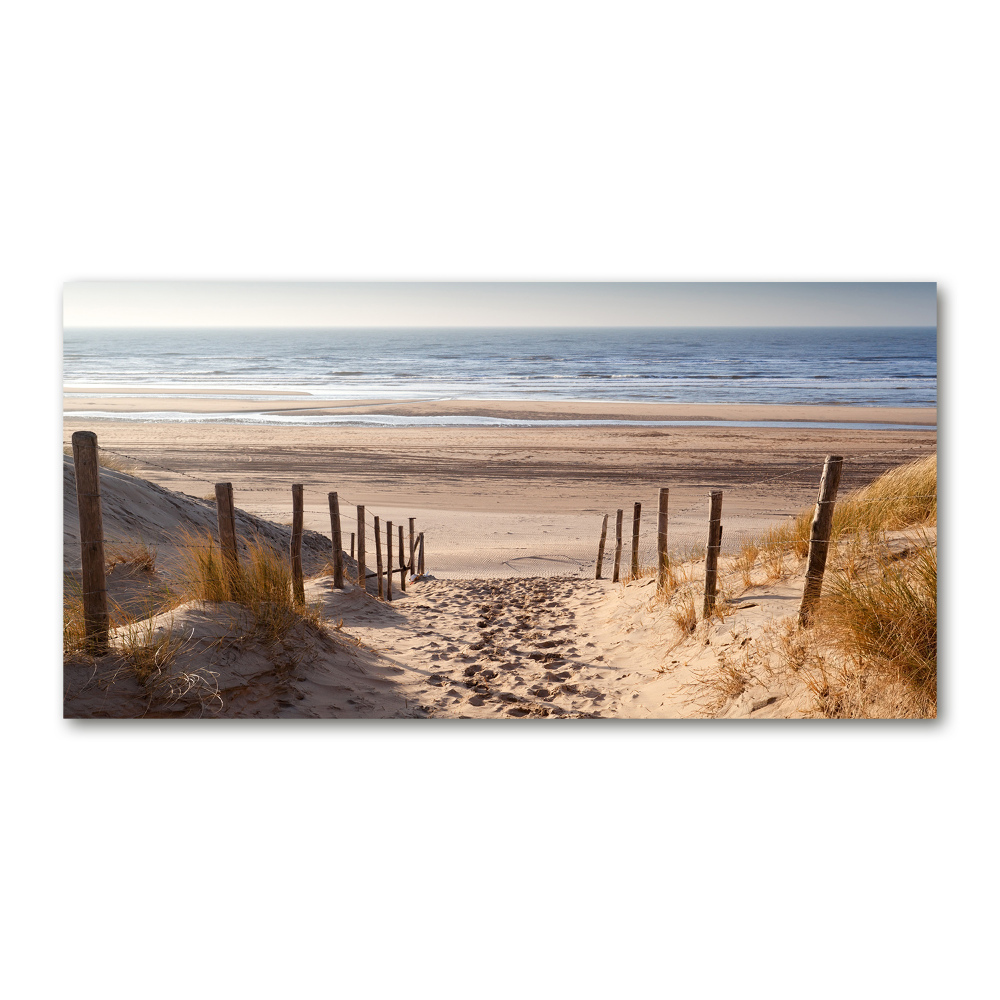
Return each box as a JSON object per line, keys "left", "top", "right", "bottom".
{"left": 62, "top": 281, "right": 937, "bottom": 330}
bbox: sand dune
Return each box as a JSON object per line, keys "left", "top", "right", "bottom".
{"left": 62, "top": 414, "right": 936, "bottom": 718}
{"left": 62, "top": 455, "right": 925, "bottom": 719}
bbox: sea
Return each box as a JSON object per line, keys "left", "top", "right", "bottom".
{"left": 63, "top": 326, "right": 937, "bottom": 429}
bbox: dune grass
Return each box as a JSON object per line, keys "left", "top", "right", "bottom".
{"left": 64, "top": 443, "right": 141, "bottom": 477}
{"left": 62, "top": 577, "right": 90, "bottom": 657}
{"left": 733, "top": 453, "right": 938, "bottom": 582}
{"left": 635, "top": 454, "right": 938, "bottom": 718}
{"left": 63, "top": 576, "right": 190, "bottom": 701}
{"left": 175, "top": 530, "right": 324, "bottom": 646}
{"left": 812, "top": 539, "right": 937, "bottom": 717}
{"left": 110, "top": 613, "right": 190, "bottom": 683}
{"left": 753, "top": 455, "right": 937, "bottom": 717}
{"left": 105, "top": 539, "right": 157, "bottom": 573}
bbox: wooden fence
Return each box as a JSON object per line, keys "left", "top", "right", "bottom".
{"left": 71, "top": 429, "right": 851, "bottom": 651}
{"left": 594, "top": 454, "right": 846, "bottom": 627}
{"left": 69, "top": 430, "right": 426, "bottom": 652}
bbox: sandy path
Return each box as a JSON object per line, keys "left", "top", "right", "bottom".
{"left": 308, "top": 575, "right": 621, "bottom": 717}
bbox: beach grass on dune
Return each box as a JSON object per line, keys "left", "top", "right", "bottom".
{"left": 636, "top": 454, "right": 938, "bottom": 718}
{"left": 742, "top": 453, "right": 938, "bottom": 566}
{"left": 64, "top": 443, "right": 141, "bottom": 477}
{"left": 175, "top": 530, "right": 324, "bottom": 645}
{"left": 813, "top": 538, "right": 937, "bottom": 717}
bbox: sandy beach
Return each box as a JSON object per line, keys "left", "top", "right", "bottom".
{"left": 63, "top": 397, "right": 935, "bottom": 572}
{"left": 63, "top": 398, "right": 936, "bottom": 718}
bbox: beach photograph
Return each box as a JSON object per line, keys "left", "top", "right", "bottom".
{"left": 63, "top": 281, "right": 937, "bottom": 719}
{"left": 11, "top": 0, "right": 994, "bottom": 995}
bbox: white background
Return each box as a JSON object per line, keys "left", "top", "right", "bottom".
{"left": 3, "top": 2, "right": 993, "bottom": 997}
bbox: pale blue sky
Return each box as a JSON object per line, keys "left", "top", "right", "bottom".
{"left": 63, "top": 281, "right": 936, "bottom": 330}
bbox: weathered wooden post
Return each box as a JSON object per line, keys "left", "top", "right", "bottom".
{"left": 409, "top": 517, "right": 416, "bottom": 575}
{"left": 356, "top": 506, "right": 366, "bottom": 590}
{"left": 386, "top": 520, "right": 393, "bottom": 601}
{"left": 595, "top": 514, "right": 609, "bottom": 580}
{"left": 374, "top": 514, "right": 384, "bottom": 599}
{"left": 657, "top": 488, "right": 669, "bottom": 591}
{"left": 350, "top": 532, "right": 355, "bottom": 560}
{"left": 215, "top": 481, "right": 239, "bottom": 573}
{"left": 417, "top": 532, "right": 425, "bottom": 576}
{"left": 328, "top": 492, "right": 344, "bottom": 589}
{"left": 398, "top": 524, "right": 406, "bottom": 593}
{"left": 702, "top": 491, "right": 724, "bottom": 619}
{"left": 631, "top": 501, "right": 641, "bottom": 579}
{"left": 291, "top": 484, "right": 305, "bottom": 606}
{"left": 799, "top": 455, "right": 845, "bottom": 627}
{"left": 214, "top": 481, "right": 240, "bottom": 600}
{"left": 612, "top": 508, "right": 624, "bottom": 583}
{"left": 71, "top": 431, "right": 109, "bottom": 653}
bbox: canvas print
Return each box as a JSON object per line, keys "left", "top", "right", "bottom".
{"left": 62, "top": 282, "right": 937, "bottom": 719}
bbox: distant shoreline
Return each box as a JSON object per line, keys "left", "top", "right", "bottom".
{"left": 63, "top": 393, "right": 937, "bottom": 427}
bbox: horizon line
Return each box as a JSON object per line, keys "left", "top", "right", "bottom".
{"left": 64, "top": 322, "right": 938, "bottom": 332}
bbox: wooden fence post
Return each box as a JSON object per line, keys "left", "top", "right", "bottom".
{"left": 71, "top": 430, "right": 109, "bottom": 653}
{"left": 657, "top": 488, "right": 669, "bottom": 591}
{"left": 328, "top": 492, "right": 344, "bottom": 588}
{"left": 612, "top": 508, "right": 624, "bottom": 583}
{"left": 595, "top": 514, "right": 609, "bottom": 580}
{"left": 356, "top": 506, "right": 366, "bottom": 590}
{"left": 374, "top": 515, "right": 384, "bottom": 599}
{"left": 398, "top": 524, "right": 406, "bottom": 593}
{"left": 417, "top": 532, "right": 425, "bottom": 576}
{"left": 215, "top": 481, "right": 239, "bottom": 574}
{"left": 702, "top": 491, "right": 724, "bottom": 619}
{"left": 631, "top": 501, "right": 641, "bottom": 579}
{"left": 409, "top": 517, "right": 416, "bottom": 575}
{"left": 291, "top": 484, "right": 305, "bottom": 606}
{"left": 799, "top": 455, "right": 845, "bottom": 627}
{"left": 386, "top": 520, "right": 393, "bottom": 601}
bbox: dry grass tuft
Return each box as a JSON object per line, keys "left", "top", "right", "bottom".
{"left": 63, "top": 577, "right": 89, "bottom": 657}
{"left": 724, "top": 452, "right": 938, "bottom": 594}
{"left": 833, "top": 453, "right": 937, "bottom": 535}
{"left": 175, "top": 529, "right": 324, "bottom": 646}
{"left": 105, "top": 539, "right": 157, "bottom": 573}
{"left": 64, "top": 444, "right": 140, "bottom": 477}
{"left": 668, "top": 590, "right": 698, "bottom": 635}
{"left": 111, "top": 614, "right": 189, "bottom": 684}
{"left": 761, "top": 543, "right": 790, "bottom": 582}
{"left": 734, "top": 541, "right": 759, "bottom": 588}
{"left": 812, "top": 541, "right": 936, "bottom": 717}
{"left": 735, "top": 454, "right": 937, "bottom": 573}
{"left": 697, "top": 650, "right": 756, "bottom": 716}
{"left": 683, "top": 634, "right": 780, "bottom": 717}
